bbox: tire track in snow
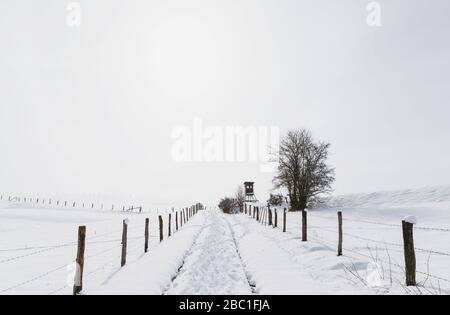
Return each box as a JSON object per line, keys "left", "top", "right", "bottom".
{"left": 222, "top": 215, "right": 257, "bottom": 294}
{"left": 163, "top": 212, "right": 210, "bottom": 292}
{"left": 165, "top": 210, "right": 253, "bottom": 295}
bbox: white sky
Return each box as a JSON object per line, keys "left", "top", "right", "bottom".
{"left": 1, "top": 0, "right": 449, "bottom": 205}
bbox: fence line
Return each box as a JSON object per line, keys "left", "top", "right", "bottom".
{"left": 244, "top": 203, "right": 450, "bottom": 289}
{"left": 0, "top": 193, "right": 189, "bottom": 216}
{"left": 307, "top": 212, "right": 450, "bottom": 233}
{"left": 0, "top": 202, "right": 204, "bottom": 295}
{"left": 310, "top": 223, "right": 450, "bottom": 258}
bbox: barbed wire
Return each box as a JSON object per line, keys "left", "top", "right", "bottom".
{"left": 414, "top": 226, "right": 450, "bottom": 233}
{"left": 0, "top": 263, "right": 69, "bottom": 294}
{"left": 48, "top": 242, "right": 148, "bottom": 295}
{"left": 309, "top": 233, "right": 450, "bottom": 284}
{"left": 309, "top": 212, "right": 450, "bottom": 233}
{"left": 0, "top": 243, "right": 76, "bottom": 264}
{"left": 0, "top": 219, "right": 154, "bottom": 256}
{"left": 1, "top": 198, "right": 200, "bottom": 295}
{"left": 310, "top": 224, "right": 450, "bottom": 258}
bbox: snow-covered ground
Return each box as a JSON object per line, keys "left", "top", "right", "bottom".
{"left": 166, "top": 210, "right": 252, "bottom": 295}
{"left": 0, "top": 199, "right": 196, "bottom": 295}
{"left": 1, "top": 186, "right": 449, "bottom": 295}
{"left": 89, "top": 211, "right": 207, "bottom": 295}
{"left": 242, "top": 186, "right": 450, "bottom": 295}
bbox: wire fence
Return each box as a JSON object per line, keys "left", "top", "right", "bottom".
{"left": 244, "top": 203, "right": 450, "bottom": 290}
{"left": 0, "top": 193, "right": 188, "bottom": 216}
{"left": 0, "top": 202, "right": 204, "bottom": 295}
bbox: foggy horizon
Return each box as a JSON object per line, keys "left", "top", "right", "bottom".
{"left": 1, "top": 0, "right": 450, "bottom": 205}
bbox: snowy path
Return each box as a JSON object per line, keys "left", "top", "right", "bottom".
{"left": 165, "top": 210, "right": 252, "bottom": 295}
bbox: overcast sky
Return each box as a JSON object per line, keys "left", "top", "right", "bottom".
{"left": 0, "top": 0, "right": 449, "bottom": 205}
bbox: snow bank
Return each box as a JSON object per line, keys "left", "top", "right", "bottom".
{"left": 225, "top": 214, "right": 372, "bottom": 295}
{"left": 88, "top": 212, "right": 206, "bottom": 295}
{"left": 323, "top": 186, "right": 450, "bottom": 209}
{"left": 166, "top": 211, "right": 252, "bottom": 295}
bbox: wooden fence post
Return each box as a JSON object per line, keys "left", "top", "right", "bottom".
{"left": 176, "top": 212, "right": 179, "bottom": 231}
{"left": 338, "top": 211, "right": 343, "bottom": 256}
{"left": 245, "top": 204, "right": 247, "bottom": 215}
{"left": 274, "top": 209, "right": 278, "bottom": 228}
{"left": 283, "top": 208, "right": 287, "bottom": 232}
{"left": 73, "top": 226, "right": 86, "bottom": 295}
{"left": 269, "top": 209, "right": 273, "bottom": 226}
{"left": 180, "top": 211, "right": 183, "bottom": 228}
{"left": 302, "top": 210, "right": 307, "bottom": 242}
{"left": 168, "top": 214, "right": 172, "bottom": 237}
{"left": 145, "top": 218, "right": 149, "bottom": 253}
{"left": 159, "top": 216, "right": 164, "bottom": 242}
{"left": 402, "top": 218, "right": 416, "bottom": 286}
{"left": 121, "top": 219, "right": 128, "bottom": 267}
{"left": 256, "top": 207, "right": 260, "bottom": 222}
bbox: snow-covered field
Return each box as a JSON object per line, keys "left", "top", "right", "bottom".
{"left": 1, "top": 186, "right": 450, "bottom": 295}
{"left": 239, "top": 186, "right": 450, "bottom": 295}
{"left": 0, "top": 199, "right": 196, "bottom": 295}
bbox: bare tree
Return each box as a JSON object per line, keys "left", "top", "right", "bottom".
{"left": 273, "top": 129, "right": 335, "bottom": 211}
{"left": 235, "top": 185, "right": 245, "bottom": 213}
{"left": 267, "top": 193, "right": 285, "bottom": 207}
